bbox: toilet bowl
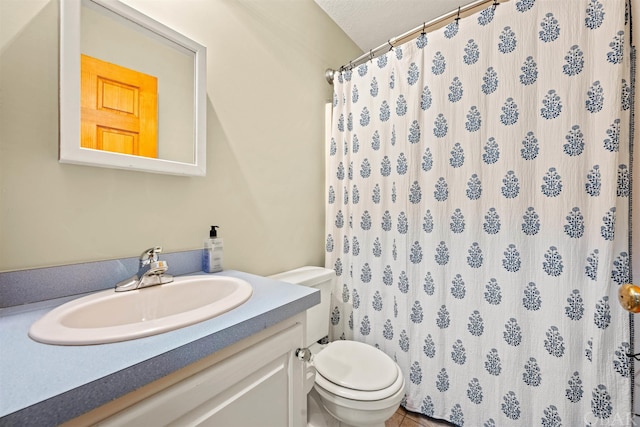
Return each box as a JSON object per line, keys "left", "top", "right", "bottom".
{"left": 269, "top": 267, "right": 405, "bottom": 427}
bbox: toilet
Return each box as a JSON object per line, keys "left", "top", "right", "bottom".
{"left": 270, "top": 266, "right": 405, "bottom": 427}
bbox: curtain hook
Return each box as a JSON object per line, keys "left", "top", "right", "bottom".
{"left": 626, "top": 352, "right": 640, "bottom": 361}
{"left": 492, "top": 0, "right": 499, "bottom": 10}
{"left": 455, "top": 6, "right": 461, "bottom": 25}
{"left": 421, "top": 22, "right": 426, "bottom": 35}
{"left": 388, "top": 39, "right": 394, "bottom": 51}
{"left": 349, "top": 61, "right": 353, "bottom": 71}
{"left": 369, "top": 49, "right": 374, "bottom": 62}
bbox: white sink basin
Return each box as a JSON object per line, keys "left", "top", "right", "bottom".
{"left": 29, "top": 275, "right": 253, "bottom": 345}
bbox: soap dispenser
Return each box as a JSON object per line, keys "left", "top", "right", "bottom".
{"left": 203, "top": 225, "right": 224, "bottom": 273}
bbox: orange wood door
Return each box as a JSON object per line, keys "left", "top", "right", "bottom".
{"left": 81, "top": 54, "right": 158, "bottom": 158}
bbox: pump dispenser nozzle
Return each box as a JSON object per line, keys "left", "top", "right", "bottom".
{"left": 210, "top": 225, "right": 219, "bottom": 238}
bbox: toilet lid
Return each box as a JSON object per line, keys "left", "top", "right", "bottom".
{"left": 314, "top": 341, "right": 398, "bottom": 391}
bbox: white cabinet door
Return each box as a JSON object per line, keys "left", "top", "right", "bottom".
{"left": 99, "top": 322, "right": 305, "bottom": 427}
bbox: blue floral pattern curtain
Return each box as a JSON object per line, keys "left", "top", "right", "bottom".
{"left": 325, "top": 0, "right": 633, "bottom": 424}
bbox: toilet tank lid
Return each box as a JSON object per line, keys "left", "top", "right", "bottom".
{"left": 269, "top": 266, "right": 335, "bottom": 287}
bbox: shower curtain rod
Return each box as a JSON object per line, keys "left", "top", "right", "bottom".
{"left": 325, "top": 0, "right": 509, "bottom": 84}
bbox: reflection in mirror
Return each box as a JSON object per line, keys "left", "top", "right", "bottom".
{"left": 80, "top": 54, "right": 160, "bottom": 159}
{"left": 60, "top": 0, "right": 207, "bottom": 176}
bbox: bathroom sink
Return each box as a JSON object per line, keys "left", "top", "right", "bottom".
{"left": 29, "top": 276, "right": 253, "bottom": 345}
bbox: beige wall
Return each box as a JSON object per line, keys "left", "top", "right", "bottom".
{"left": 0, "top": 0, "right": 361, "bottom": 273}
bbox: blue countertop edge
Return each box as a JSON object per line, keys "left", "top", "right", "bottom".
{"left": 0, "top": 270, "right": 319, "bottom": 426}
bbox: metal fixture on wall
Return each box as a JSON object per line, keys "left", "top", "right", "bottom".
{"left": 619, "top": 283, "right": 640, "bottom": 313}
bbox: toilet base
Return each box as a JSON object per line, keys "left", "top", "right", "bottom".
{"left": 320, "top": 400, "right": 390, "bottom": 427}
{"left": 308, "top": 387, "right": 399, "bottom": 427}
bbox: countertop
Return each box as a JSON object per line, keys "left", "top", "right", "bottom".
{"left": 0, "top": 270, "right": 319, "bottom": 426}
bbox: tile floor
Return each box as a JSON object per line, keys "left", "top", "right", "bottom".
{"left": 385, "top": 406, "right": 453, "bottom": 427}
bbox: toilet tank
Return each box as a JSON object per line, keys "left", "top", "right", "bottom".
{"left": 269, "top": 266, "right": 335, "bottom": 347}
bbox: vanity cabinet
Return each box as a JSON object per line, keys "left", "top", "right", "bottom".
{"left": 74, "top": 315, "right": 306, "bottom": 427}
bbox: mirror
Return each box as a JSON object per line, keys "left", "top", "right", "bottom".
{"left": 59, "top": 0, "right": 207, "bottom": 176}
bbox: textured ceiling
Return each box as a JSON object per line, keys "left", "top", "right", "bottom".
{"left": 314, "top": 0, "right": 481, "bottom": 52}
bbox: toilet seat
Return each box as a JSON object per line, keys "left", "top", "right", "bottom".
{"left": 313, "top": 340, "right": 403, "bottom": 401}
{"left": 315, "top": 364, "right": 404, "bottom": 401}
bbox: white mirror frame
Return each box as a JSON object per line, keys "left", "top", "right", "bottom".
{"left": 59, "top": 0, "right": 207, "bottom": 176}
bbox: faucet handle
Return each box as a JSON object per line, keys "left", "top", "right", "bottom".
{"left": 140, "top": 246, "right": 162, "bottom": 265}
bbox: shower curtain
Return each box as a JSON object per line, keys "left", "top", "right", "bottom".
{"left": 325, "top": 0, "right": 633, "bottom": 424}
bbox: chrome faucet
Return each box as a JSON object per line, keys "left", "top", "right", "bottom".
{"left": 115, "top": 246, "right": 174, "bottom": 292}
